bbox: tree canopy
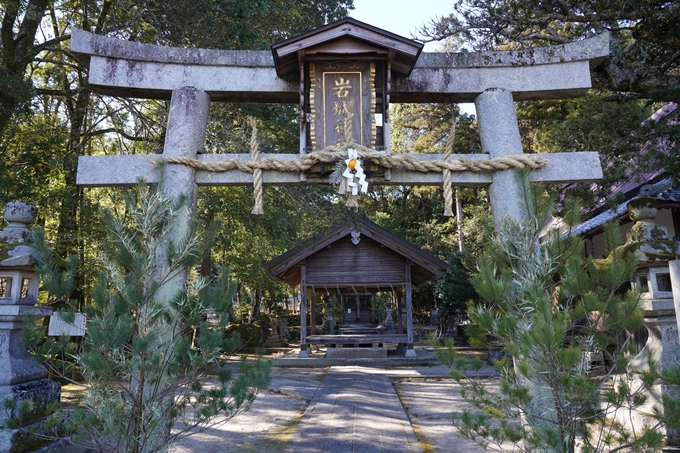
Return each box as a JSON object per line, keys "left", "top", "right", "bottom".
{"left": 418, "top": 1, "right": 680, "bottom": 190}
{"left": 419, "top": 0, "right": 679, "bottom": 101}
{"left": 0, "top": 0, "right": 354, "bottom": 306}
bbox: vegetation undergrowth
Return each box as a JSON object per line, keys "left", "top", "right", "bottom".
{"left": 430, "top": 175, "right": 680, "bottom": 453}
{"left": 18, "top": 181, "right": 272, "bottom": 453}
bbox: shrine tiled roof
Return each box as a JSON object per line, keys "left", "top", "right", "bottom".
{"left": 565, "top": 200, "right": 631, "bottom": 236}
{"left": 656, "top": 188, "right": 680, "bottom": 203}
{"left": 548, "top": 103, "right": 678, "bottom": 237}
{"left": 543, "top": 176, "right": 679, "bottom": 238}
{"left": 557, "top": 177, "right": 679, "bottom": 236}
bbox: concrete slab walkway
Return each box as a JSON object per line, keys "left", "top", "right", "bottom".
{"left": 284, "top": 366, "right": 423, "bottom": 453}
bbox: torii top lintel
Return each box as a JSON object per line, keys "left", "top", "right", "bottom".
{"left": 270, "top": 17, "right": 424, "bottom": 78}
{"left": 72, "top": 20, "right": 608, "bottom": 227}
{"left": 70, "top": 25, "right": 609, "bottom": 103}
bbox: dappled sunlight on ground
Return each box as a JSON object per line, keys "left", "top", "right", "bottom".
{"left": 171, "top": 390, "right": 309, "bottom": 453}
{"left": 395, "top": 378, "right": 491, "bottom": 453}
{"left": 59, "top": 358, "right": 499, "bottom": 453}
{"left": 171, "top": 365, "right": 326, "bottom": 453}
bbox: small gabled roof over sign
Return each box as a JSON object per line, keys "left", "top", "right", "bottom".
{"left": 264, "top": 216, "right": 448, "bottom": 287}
{"left": 271, "top": 17, "right": 424, "bottom": 78}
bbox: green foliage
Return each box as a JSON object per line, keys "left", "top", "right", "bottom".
{"left": 371, "top": 293, "right": 388, "bottom": 323}
{"left": 1, "top": 0, "right": 354, "bottom": 312}
{"left": 122, "top": 0, "right": 352, "bottom": 50}
{"left": 431, "top": 181, "right": 679, "bottom": 453}
{"left": 418, "top": 0, "right": 680, "bottom": 99}
{"left": 365, "top": 104, "right": 490, "bottom": 266}
{"left": 390, "top": 103, "right": 481, "bottom": 156}
{"left": 28, "top": 182, "right": 271, "bottom": 453}
{"left": 432, "top": 252, "right": 479, "bottom": 314}
{"left": 417, "top": 1, "right": 680, "bottom": 185}
{"left": 319, "top": 293, "right": 343, "bottom": 320}
{"left": 363, "top": 102, "right": 492, "bottom": 286}
{"left": 515, "top": 94, "right": 671, "bottom": 205}
{"left": 225, "top": 319, "right": 271, "bottom": 349}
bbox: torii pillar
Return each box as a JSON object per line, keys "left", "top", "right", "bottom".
{"left": 476, "top": 88, "right": 528, "bottom": 226}
{"left": 156, "top": 88, "right": 210, "bottom": 277}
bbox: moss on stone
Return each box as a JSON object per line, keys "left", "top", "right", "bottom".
{"left": 651, "top": 227, "right": 668, "bottom": 240}
{"left": 594, "top": 237, "right": 679, "bottom": 269}
{"left": 629, "top": 223, "right": 677, "bottom": 243}
{"left": 628, "top": 197, "right": 659, "bottom": 222}
{"left": 0, "top": 240, "right": 12, "bottom": 262}
{"left": 592, "top": 243, "right": 635, "bottom": 270}
{"left": 627, "top": 197, "right": 657, "bottom": 210}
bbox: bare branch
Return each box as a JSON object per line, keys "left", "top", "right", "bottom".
{"left": 33, "top": 58, "right": 80, "bottom": 70}
{"left": 31, "top": 33, "right": 71, "bottom": 56}
{"left": 85, "top": 127, "right": 160, "bottom": 143}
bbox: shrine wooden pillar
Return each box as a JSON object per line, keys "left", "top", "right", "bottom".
{"left": 310, "top": 289, "right": 317, "bottom": 335}
{"left": 405, "top": 261, "right": 416, "bottom": 357}
{"left": 299, "top": 262, "right": 309, "bottom": 358}
{"left": 298, "top": 51, "right": 307, "bottom": 182}
{"left": 396, "top": 290, "right": 403, "bottom": 335}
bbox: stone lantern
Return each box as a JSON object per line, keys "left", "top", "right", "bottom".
{"left": 622, "top": 197, "right": 680, "bottom": 445}
{"left": 0, "top": 202, "right": 59, "bottom": 453}
{"left": 271, "top": 18, "right": 423, "bottom": 176}
{"left": 626, "top": 198, "right": 680, "bottom": 352}
{"left": 0, "top": 203, "right": 41, "bottom": 305}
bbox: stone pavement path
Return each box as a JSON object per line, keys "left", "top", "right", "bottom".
{"left": 284, "top": 366, "right": 423, "bottom": 453}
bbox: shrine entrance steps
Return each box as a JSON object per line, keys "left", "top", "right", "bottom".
{"left": 325, "top": 347, "right": 387, "bottom": 359}
{"left": 284, "top": 366, "right": 422, "bottom": 453}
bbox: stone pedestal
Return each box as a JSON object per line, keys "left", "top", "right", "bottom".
{"left": 0, "top": 306, "right": 54, "bottom": 386}
{"left": 266, "top": 314, "right": 289, "bottom": 347}
{"left": 0, "top": 203, "right": 60, "bottom": 453}
{"left": 629, "top": 291, "right": 680, "bottom": 445}
{"left": 0, "top": 379, "right": 61, "bottom": 453}
{"left": 320, "top": 315, "right": 335, "bottom": 335}
{"left": 670, "top": 260, "right": 680, "bottom": 347}
{"left": 382, "top": 308, "right": 394, "bottom": 330}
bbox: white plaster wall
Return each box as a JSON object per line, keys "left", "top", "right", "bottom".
{"left": 656, "top": 208, "right": 677, "bottom": 239}
{"left": 589, "top": 221, "right": 634, "bottom": 259}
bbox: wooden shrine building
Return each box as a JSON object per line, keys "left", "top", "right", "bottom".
{"left": 264, "top": 216, "right": 448, "bottom": 357}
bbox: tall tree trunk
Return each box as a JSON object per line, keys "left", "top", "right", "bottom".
{"left": 0, "top": 0, "right": 49, "bottom": 137}
{"left": 248, "top": 289, "right": 262, "bottom": 323}
{"left": 54, "top": 68, "right": 89, "bottom": 309}
{"left": 53, "top": 2, "right": 110, "bottom": 307}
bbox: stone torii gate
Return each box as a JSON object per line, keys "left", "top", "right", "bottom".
{"left": 72, "top": 19, "right": 606, "bottom": 227}
{"left": 71, "top": 20, "right": 606, "bottom": 357}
